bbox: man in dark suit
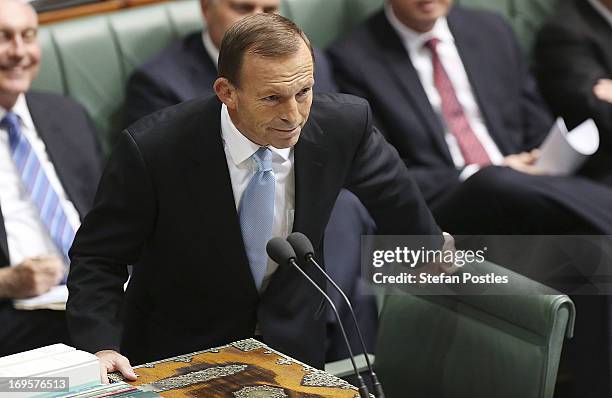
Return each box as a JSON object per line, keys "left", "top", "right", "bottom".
{"left": 536, "top": 0, "right": 612, "bottom": 185}
{"left": 124, "top": 0, "right": 337, "bottom": 125}
{"left": 125, "top": 0, "right": 377, "bottom": 363}
{"left": 0, "top": 0, "right": 102, "bottom": 356}
{"left": 328, "top": 0, "right": 612, "bottom": 236}
{"left": 66, "top": 13, "right": 442, "bottom": 381}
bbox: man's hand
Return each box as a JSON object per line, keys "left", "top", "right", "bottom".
{"left": 593, "top": 79, "right": 612, "bottom": 104}
{"left": 0, "top": 256, "right": 64, "bottom": 299}
{"left": 95, "top": 350, "right": 138, "bottom": 384}
{"left": 502, "top": 149, "right": 543, "bottom": 175}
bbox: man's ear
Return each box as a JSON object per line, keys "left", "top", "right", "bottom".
{"left": 214, "top": 77, "right": 237, "bottom": 109}
{"left": 200, "top": 0, "right": 210, "bottom": 18}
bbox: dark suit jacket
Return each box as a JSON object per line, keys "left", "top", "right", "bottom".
{"left": 66, "top": 93, "right": 441, "bottom": 368}
{"left": 535, "top": 0, "right": 612, "bottom": 182}
{"left": 0, "top": 92, "right": 103, "bottom": 268}
{"left": 328, "top": 7, "right": 553, "bottom": 204}
{"left": 124, "top": 31, "right": 338, "bottom": 126}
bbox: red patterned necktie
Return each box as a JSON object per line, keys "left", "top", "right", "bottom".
{"left": 424, "top": 38, "right": 491, "bottom": 166}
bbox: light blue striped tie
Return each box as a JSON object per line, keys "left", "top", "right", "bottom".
{"left": 239, "top": 147, "right": 275, "bottom": 290}
{"left": 1, "top": 112, "right": 75, "bottom": 261}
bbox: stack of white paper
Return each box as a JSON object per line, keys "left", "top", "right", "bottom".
{"left": 0, "top": 344, "right": 100, "bottom": 397}
{"left": 13, "top": 285, "right": 69, "bottom": 311}
{"left": 535, "top": 118, "right": 600, "bottom": 175}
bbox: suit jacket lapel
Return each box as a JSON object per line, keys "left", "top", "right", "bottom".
{"left": 293, "top": 117, "right": 328, "bottom": 244}
{"left": 262, "top": 116, "right": 329, "bottom": 302}
{"left": 448, "top": 9, "right": 513, "bottom": 154}
{"left": 183, "top": 97, "right": 258, "bottom": 298}
{"left": 375, "top": 14, "right": 453, "bottom": 164}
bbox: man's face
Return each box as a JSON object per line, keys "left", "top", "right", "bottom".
{"left": 389, "top": 0, "right": 453, "bottom": 32}
{"left": 0, "top": 0, "right": 40, "bottom": 108}
{"left": 216, "top": 41, "right": 314, "bottom": 149}
{"left": 202, "top": 0, "right": 280, "bottom": 48}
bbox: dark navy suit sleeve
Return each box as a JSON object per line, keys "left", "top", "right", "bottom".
{"left": 67, "top": 130, "right": 156, "bottom": 354}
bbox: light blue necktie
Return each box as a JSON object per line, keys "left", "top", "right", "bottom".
{"left": 1, "top": 112, "right": 75, "bottom": 261}
{"left": 239, "top": 147, "right": 275, "bottom": 290}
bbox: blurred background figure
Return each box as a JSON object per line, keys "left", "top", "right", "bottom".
{"left": 124, "top": 0, "right": 338, "bottom": 125}
{"left": 328, "top": 0, "right": 612, "bottom": 237}
{"left": 536, "top": 0, "right": 612, "bottom": 186}
{"left": 0, "top": 0, "right": 102, "bottom": 356}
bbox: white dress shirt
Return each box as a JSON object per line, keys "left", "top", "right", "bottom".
{"left": 220, "top": 104, "right": 295, "bottom": 291}
{"left": 202, "top": 30, "right": 219, "bottom": 69}
{"left": 588, "top": 0, "right": 612, "bottom": 28}
{"left": 0, "top": 94, "right": 80, "bottom": 266}
{"left": 385, "top": 3, "right": 504, "bottom": 180}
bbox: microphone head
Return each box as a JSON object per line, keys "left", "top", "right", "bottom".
{"left": 287, "top": 232, "right": 315, "bottom": 261}
{"left": 266, "top": 237, "right": 297, "bottom": 266}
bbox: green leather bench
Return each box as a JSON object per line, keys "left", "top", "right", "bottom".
{"left": 32, "top": 0, "right": 559, "bottom": 152}
{"left": 31, "top": 0, "right": 382, "bottom": 152}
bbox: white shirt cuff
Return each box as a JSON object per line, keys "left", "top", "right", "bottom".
{"left": 459, "top": 164, "right": 481, "bottom": 181}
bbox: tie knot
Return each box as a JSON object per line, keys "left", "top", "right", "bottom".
{"left": 424, "top": 37, "right": 441, "bottom": 52}
{"left": 252, "top": 147, "right": 272, "bottom": 172}
{"left": 1, "top": 111, "right": 19, "bottom": 130}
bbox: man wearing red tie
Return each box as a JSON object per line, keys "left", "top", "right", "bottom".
{"left": 328, "top": 1, "right": 612, "bottom": 396}
{"left": 328, "top": 0, "right": 612, "bottom": 236}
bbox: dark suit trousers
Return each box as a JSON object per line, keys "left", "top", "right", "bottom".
{"left": 432, "top": 166, "right": 612, "bottom": 235}
{"left": 0, "top": 303, "right": 71, "bottom": 357}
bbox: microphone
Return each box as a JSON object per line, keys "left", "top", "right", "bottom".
{"left": 266, "top": 237, "right": 371, "bottom": 398}
{"left": 287, "top": 232, "right": 385, "bottom": 398}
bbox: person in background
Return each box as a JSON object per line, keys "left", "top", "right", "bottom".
{"left": 124, "top": 0, "right": 337, "bottom": 125}
{"left": 0, "top": 0, "right": 102, "bottom": 356}
{"left": 535, "top": 0, "right": 612, "bottom": 186}
{"left": 328, "top": 1, "right": 612, "bottom": 396}
{"left": 328, "top": 0, "right": 612, "bottom": 237}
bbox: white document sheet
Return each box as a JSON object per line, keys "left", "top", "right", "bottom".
{"left": 535, "top": 118, "right": 599, "bottom": 175}
{"left": 13, "top": 285, "right": 68, "bottom": 311}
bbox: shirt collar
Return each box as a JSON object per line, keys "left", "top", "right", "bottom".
{"left": 588, "top": 0, "right": 612, "bottom": 29}
{"left": 0, "top": 93, "right": 35, "bottom": 130}
{"left": 220, "top": 104, "right": 291, "bottom": 167}
{"left": 384, "top": 1, "right": 454, "bottom": 53}
{"left": 202, "top": 29, "right": 219, "bottom": 70}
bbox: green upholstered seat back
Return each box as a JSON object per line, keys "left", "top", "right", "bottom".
{"left": 32, "top": 0, "right": 383, "bottom": 152}
{"left": 31, "top": 0, "right": 558, "bottom": 152}
{"left": 457, "top": 0, "right": 562, "bottom": 56}
{"left": 375, "top": 261, "right": 575, "bottom": 398}
{"left": 32, "top": 0, "right": 203, "bottom": 152}
{"left": 281, "top": 0, "right": 384, "bottom": 48}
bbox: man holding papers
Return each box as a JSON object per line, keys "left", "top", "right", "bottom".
{"left": 328, "top": 0, "right": 612, "bottom": 235}
{"left": 0, "top": 0, "right": 103, "bottom": 355}
{"left": 328, "top": 1, "right": 612, "bottom": 395}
